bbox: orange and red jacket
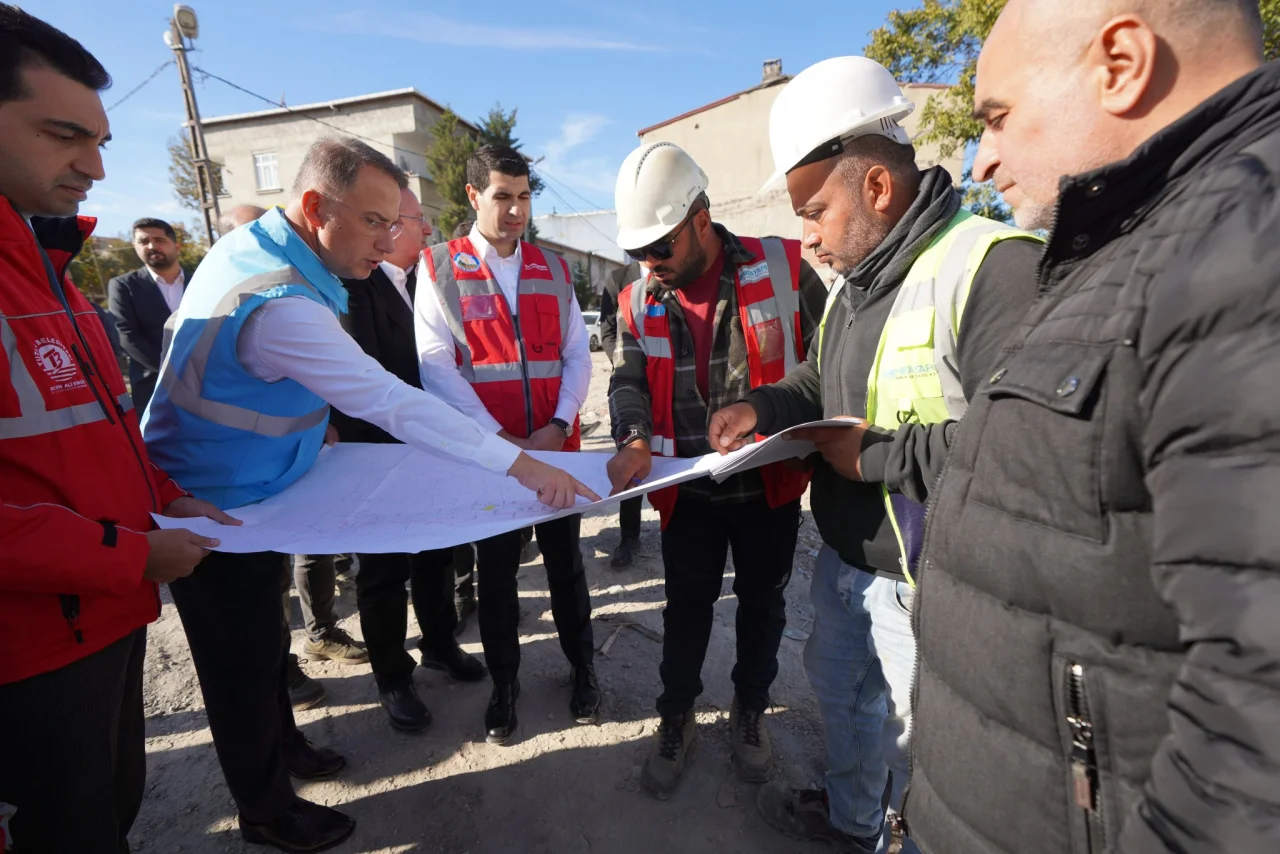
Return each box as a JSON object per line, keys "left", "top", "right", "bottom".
{"left": 424, "top": 237, "right": 581, "bottom": 450}
{"left": 0, "top": 199, "right": 187, "bottom": 684}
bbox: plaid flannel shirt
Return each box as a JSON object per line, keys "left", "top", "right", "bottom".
{"left": 608, "top": 224, "right": 827, "bottom": 504}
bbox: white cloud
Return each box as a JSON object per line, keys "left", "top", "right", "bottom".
{"left": 313, "top": 11, "right": 666, "bottom": 53}
{"left": 534, "top": 114, "right": 619, "bottom": 203}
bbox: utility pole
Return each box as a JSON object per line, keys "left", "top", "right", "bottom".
{"left": 165, "top": 4, "right": 221, "bottom": 247}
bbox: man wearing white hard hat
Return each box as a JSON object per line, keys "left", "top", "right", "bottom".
{"left": 606, "top": 142, "right": 826, "bottom": 800}
{"left": 707, "top": 57, "right": 1041, "bottom": 852}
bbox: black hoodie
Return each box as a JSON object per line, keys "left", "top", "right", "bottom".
{"left": 746, "top": 166, "right": 1042, "bottom": 580}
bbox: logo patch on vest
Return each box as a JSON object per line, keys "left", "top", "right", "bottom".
{"left": 523, "top": 261, "right": 549, "bottom": 273}
{"left": 453, "top": 252, "right": 481, "bottom": 273}
{"left": 32, "top": 337, "right": 86, "bottom": 393}
{"left": 645, "top": 304, "right": 666, "bottom": 317}
{"left": 739, "top": 261, "right": 769, "bottom": 285}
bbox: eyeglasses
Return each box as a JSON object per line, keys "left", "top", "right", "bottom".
{"left": 626, "top": 209, "right": 697, "bottom": 262}
{"left": 318, "top": 192, "right": 403, "bottom": 238}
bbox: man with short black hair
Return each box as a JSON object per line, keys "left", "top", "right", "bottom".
{"left": 417, "top": 144, "right": 600, "bottom": 745}
{"left": 108, "top": 216, "right": 186, "bottom": 412}
{"left": 145, "top": 136, "right": 596, "bottom": 852}
{"left": 0, "top": 6, "right": 232, "bottom": 851}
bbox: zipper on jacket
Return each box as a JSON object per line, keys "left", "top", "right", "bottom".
{"left": 59, "top": 594, "right": 84, "bottom": 644}
{"left": 1068, "top": 662, "right": 1105, "bottom": 854}
{"left": 512, "top": 294, "right": 535, "bottom": 436}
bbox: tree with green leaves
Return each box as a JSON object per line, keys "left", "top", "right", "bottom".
{"left": 478, "top": 104, "right": 546, "bottom": 197}
{"left": 571, "top": 261, "right": 595, "bottom": 310}
{"left": 425, "top": 108, "right": 478, "bottom": 238}
{"left": 865, "top": 0, "right": 1280, "bottom": 220}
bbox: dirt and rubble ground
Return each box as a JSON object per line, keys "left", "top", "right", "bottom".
{"left": 135, "top": 351, "right": 833, "bottom": 854}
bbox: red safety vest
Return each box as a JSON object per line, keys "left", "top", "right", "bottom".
{"left": 620, "top": 235, "right": 810, "bottom": 527}
{"left": 423, "top": 236, "right": 580, "bottom": 450}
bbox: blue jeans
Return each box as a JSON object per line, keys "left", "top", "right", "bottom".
{"left": 804, "top": 546, "right": 919, "bottom": 854}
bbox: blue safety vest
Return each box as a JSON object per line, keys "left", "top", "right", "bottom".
{"left": 142, "top": 207, "right": 347, "bottom": 510}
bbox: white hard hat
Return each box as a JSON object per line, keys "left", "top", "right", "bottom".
{"left": 614, "top": 142, "right": 710, "bottom": 251}
{"left": 761, "top": 56, "right": 915, "bottom": 193}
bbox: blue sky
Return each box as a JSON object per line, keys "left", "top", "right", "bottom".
{"left": 27, "top": 0, "right": 909, "bottom": 238}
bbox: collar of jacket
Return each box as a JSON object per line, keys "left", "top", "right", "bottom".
{"left": 257, "top": 206, "right": 349, "bottom": 313}
{"left": 1, "top": 196, "right": 96, "bottom": 277}
{"left": 644, "top": 222, "right": 754, "bottom": 299}
{"left": 842, "top": 165, "right": 962, "bottom": 297}
{"left": 1047, "top": 60, "right": 1280, "bottom": 274}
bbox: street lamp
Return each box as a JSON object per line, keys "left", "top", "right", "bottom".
{"left": 166, "top": 4, "right": 221, "bottom": 245}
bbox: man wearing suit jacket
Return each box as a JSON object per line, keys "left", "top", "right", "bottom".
{"left": 108, "top": 217, "right": 187, "bottom": 412}
{"left": 333, "top": 188, "right": 486, "bottom": 733}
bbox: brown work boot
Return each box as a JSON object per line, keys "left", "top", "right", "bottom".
{"left": 730, "top": 695, "right": 772, "bottom": 782}
{"left": 641, "top": 712, "right": 696, "bottom": 800}
{"left": 303, "top": 627, "right": 369, "bottom": 665}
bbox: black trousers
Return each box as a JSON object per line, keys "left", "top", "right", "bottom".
{"left": 169, "top": 550, "right": 301, "bottom": 824}
{"left": 619, "top": 496, "right": 642, "bottom": 540}
{"left": 476, "top": 515, "right": 593, "bottom": 683}
{"left": 355, "top": 548, "right": 457, "bottom": 692}
{"left": 0, "top": 628, "right": 146, "bottom": 853}
{"left": 657, "top": 495, "right": 801, "bottom": 717}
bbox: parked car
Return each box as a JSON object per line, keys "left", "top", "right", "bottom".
{"left": 583, "top": 310, "right": 602, "bottom": 351}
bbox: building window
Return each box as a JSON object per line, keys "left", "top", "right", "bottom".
{"left": 253, "top": 152, "right": 280, "bottom": 192}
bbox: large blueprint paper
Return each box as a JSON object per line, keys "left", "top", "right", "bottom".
{"left": 153, "top": 419, "right": 854, "bottom": 554}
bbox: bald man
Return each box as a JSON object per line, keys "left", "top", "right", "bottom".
{"left": 902, "top": 3, "right": 1280, "bottom": 853}
{"left": 218, "top": 204, "right": 267, "bottom": 235}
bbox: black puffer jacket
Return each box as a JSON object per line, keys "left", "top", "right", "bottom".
{"left": 904, "top": 63, "right": 1280, "bottom": 854}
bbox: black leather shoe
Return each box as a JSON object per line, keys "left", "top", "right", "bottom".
{"left": 421, "top": 639, "right": 487, "bottom": 681}
{"left": 379, "top": 683, "right": 432, "bottom": 733}
{"left": 570, "top": 664, "right": 601, "bottom": 724}
{"left": 284, "top": 736, "right": 345, "bottom": 780}
{"left": 610, "top": 536, "right": 639, "bottom": 568}
{"left": 239, "top": 799, "right": 355, "bottom": 853}
{"left": 485, "top": 679, "right": 520, "bottom": 745}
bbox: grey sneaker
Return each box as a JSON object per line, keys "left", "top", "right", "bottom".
{"left": 303, "top": 627, "right": 369, "bottom": 665}
{"left": 730, "top": 695, "right": 772, "bottom": 782}
{"left": 756, "top": 782, "right": 878, "bottom": 852}
{"left": 641, "top": 712, "right": 696, "bottom": 800}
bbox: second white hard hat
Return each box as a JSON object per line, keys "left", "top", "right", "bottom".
{"left": 614, "top": 142, "right": 709, "bottom": 251}
{"left": 761, "top": 56, "right": 915, "bottom": 193}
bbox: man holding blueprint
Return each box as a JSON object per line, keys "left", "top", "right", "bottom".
{"left": 706, "top": 58, "right": 1042, "bottom": 854}
{"left": 606, "top": 142, "right": 827, "bottom": 800}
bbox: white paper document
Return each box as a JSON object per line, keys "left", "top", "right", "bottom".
{"left": 153, "top": 419, "right": 856, "bottom": 554}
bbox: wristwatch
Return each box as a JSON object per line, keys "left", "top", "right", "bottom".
{"left": 616, "top": 427, "right": 647, "bottom": 451}
{"left": 549, "top": 417, "right": 572, "bottom": 438}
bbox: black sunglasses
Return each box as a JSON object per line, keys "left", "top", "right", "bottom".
{"left": 626, "top": 206, "right": 700, "bottom": 262}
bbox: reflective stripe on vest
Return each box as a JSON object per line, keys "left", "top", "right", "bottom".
{"left": 157, "top": 268, "right": 329, "bottom": 437}
{"left": 628, "top": 236, "right": 799, "bottom": 456}
{"left": 818, "top": 208, "right": 1042, "bottom": 584}
{"left": 0, "top": 311, "right": 134, "bottom": 440}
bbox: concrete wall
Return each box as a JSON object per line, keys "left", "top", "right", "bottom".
{"left": 639, "top": 82, "right": 965, "bottom": 248}
{"left": 203, "top": 95, "right": 454, "bottom": 236}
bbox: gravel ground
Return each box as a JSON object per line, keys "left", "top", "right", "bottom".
{"left": 134, "top": 351, "right": 832, "bottom": 854}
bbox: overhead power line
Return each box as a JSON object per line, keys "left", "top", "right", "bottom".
{"left": 106, "top": 61, "right": 173, "bottom": 112}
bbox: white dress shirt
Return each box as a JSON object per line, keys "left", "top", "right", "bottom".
{"left": 147, "top": 267, "right": 186, "bottom": 313}
{"left": 415, "top": 224, "right": 592, "bottom": 434}
{"left": 234, "top": 294, "right": 520, "bottom": 475}
{"left": 379, "top": 260, "right": 414, "bottom": 309}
